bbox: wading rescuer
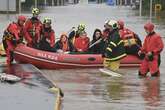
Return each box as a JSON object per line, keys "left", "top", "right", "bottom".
{"left": 117, "top": 20, "right": 142, "bottom": 56}
{"left": 102, "top": 20, "right": 126, "bottom": 71}
{"left": 24, "top": 8, "right": 42, "bottom": 48}
{"left": 2, "top": 15, "right": 26, "bottom": 66}
{"left": 39, "top": 17, "right": 55, "bottom": 52}
{"left": 138, "top": 22, "right": 164, "bottom": 77}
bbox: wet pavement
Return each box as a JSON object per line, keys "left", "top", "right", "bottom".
{"left": 0, "top": 3, "right": 165, "bottom": 110}
{"left": 0, "top": 64, "right": 56, "bottom": 110}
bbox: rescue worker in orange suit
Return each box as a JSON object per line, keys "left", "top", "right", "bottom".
{"left": 2, "top": 15, "right": 26, "bottom": 66}
{"left": 38, "top": 17, "right": 55, "bottom": 52}
{"left": 24, "top": 8, "right": 42, "bottom": 48}
{"left": 103, "top": 20, "right": 126, "bottom": 71}
{"left": 138, "top": 22, "right": 164, "bottom": 77}
{"left": 117, "top": 20, "right": 142, "bottom": 56}
{"left": 74, "top": 31, "right": 90, "bottom": 52}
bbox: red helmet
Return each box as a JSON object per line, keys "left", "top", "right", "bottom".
{"left": 144, "top": 22, "right": 154, "bottom": 32}
{"left": 117, "top": 20, "right": 124, "bottom": 29}
{"left": 18, "top": 15, "right": 26, "bottom": 22}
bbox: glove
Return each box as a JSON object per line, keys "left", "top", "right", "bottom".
{"left": 147, "top": 51, "right": 154, "bottom": 61}
{"left": 138, "top": 50, "right": 145, "bottom": 60}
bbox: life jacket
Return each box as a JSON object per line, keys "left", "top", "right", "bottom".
{"left": 41, "top": 28, "right": 51, "bottom": 41}
{"left": 26, "top": 18, "right": 42, "bottom": 38}
{"left": 119, "top": 28, "right": 137, "bottom": 47}
{"left": 74, "top": 36, "right": 90, "bottom": 52}
{"left": 56, "top": 34, "right": 70, "bottom": 52}
{"left": 62, "top": 42, "right": 69, "bottom": 52}
{"left": 3, "top": 22, "right": 19, "bottom": 41}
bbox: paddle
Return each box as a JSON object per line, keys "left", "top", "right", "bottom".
{"left": 0, "top": 73, "right": 22, "bottom": 84}
{"left": 99, "top": 68, "right": 122, "bottom": 77}
{"left": 89, "top": 38, "right": 102, "bottom": 49}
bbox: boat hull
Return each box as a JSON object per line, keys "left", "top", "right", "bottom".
{"left": 14, "top": 44, "right": 141, "bottom": 69}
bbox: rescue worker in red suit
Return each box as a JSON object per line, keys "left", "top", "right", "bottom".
{"left": 2, "top": 15, "right": 26, "bottom": 66}
{"left": 138, "top": 22, "right": 164, "bottom": 77}
{"left": 117, "top": 20, "right": 142, "bottom": 56}
{"left": 24, "top": 8, "right": 42, "bottom": 48}
{"left": 68, "top": 23, "right": 86, "bottom": 45}
{"left": 74, "top": 31, "right": 90, "bottom": 52}
{"left": 38, "top": 17, "right": 55, "bottom": 52}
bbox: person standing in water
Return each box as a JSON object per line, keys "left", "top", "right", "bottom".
{"left": 103, "top": 20, "right": 126, "bottom": 71}
{"left": 138, "top": 22, "right": 164, "bottom": 77}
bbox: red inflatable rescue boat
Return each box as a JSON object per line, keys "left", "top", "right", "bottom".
{"left": 14, "top": 44, "right": 142, "bottom": 69}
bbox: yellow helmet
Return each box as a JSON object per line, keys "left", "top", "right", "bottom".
{"left": 32, "top": 8, "right": 40, "bottom": 15}
{"left": 78, "top": 23, "right": 85, "bottom": 31}
{"left": 105, "top": 20, "right": 118, "bottom": 29}
{"left": 43, "top": 17, "right": 51, "bottom": 24}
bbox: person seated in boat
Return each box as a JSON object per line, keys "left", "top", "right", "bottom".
{"left": 68, "top": 23, "right": 86, "bottom": 44}
{"left": 102, "top": 20, "right": 126, "bottom": 71}
{"left": 138, "top": 22, "right": 164, "bottom": 77}
{"left": 24, "top": 8, "right": 42, "bottom": 48}
{"left": 54, "top": 33, "right": 75, "bottom": 53}
{"left": 88, "top": 29, "right": 103, "bottom": 54}
{"left": 117, "top": 20, "right": 142, "bottom": 56}
{"left": 38, "top": 17, "right": 55, "bottom": 52}
{"left": 2, "top": 15, "right": 26, "bottom": 66}
{"left": 74, "top": 31, "right": 90, "bottom": 52}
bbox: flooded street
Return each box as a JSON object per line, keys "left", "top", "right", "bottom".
{"left": 1, "top": 3, "right": 165, "bottom": 110}
{"left": 42, "top": 65, "right": 165, "bottom": 110}
{"left": 40, "top": 4, "right": 165, "bottom": 110}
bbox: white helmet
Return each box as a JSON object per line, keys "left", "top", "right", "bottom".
{"left": 105, "top": 20, "right": 118, "bottom": 29}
